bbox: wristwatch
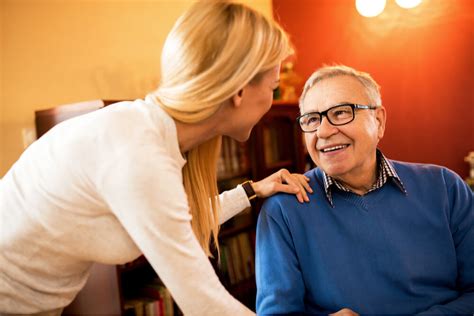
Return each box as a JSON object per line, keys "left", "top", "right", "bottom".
{"left": 241, "top": 180, "right": 257, "bottom": 201}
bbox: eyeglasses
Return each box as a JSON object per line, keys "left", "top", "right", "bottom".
{"left": 296, "top": 103, "right": 377, "bottom": 133}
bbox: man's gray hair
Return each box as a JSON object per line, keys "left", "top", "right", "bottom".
{"left": 299, "top": 65, "right": 382, "bottom": 112}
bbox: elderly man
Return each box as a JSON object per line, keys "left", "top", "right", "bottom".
{"left": 256, "top": 65, "right": 473, "bottom": 314}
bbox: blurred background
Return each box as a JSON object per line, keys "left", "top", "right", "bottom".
{"left": 1, "top": 0, "right": 473, "bottom": 178}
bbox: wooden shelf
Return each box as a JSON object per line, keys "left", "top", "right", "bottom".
{"left": 229, "top": 277, "right": 256, "bottom": 296}
{"left": 265, "top": 159, "right": 293, "bottom": 171}
{"left": 217, "top": 170, "right": 251, "bottom": 182}
{"left": 219, "top": 222, "right": 254, "bottom": 239}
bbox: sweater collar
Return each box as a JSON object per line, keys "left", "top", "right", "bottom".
{"left": 322, "top": 149, "right": 407, "bottom": 207}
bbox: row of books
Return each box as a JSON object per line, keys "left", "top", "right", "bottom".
{"left": 217, "top": 136, "right": 250, "bottom": 180}
{"left": 123, "top": 281, "right": 175, "bottom": 316}
{"left": 263, "top": 125, "right": 286, "bottom": 166}
{"left": 220, "top": 231, "right": 256, "bottom": 285}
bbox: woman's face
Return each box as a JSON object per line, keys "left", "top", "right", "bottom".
{"left": 226, "top": 65, "right": 281, "bottom": 142}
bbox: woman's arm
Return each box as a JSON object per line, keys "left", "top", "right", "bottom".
{"left": 219, "top": 168, "right": 312, "bottom": 225}
{"left": 96, "top": 147, "right": 254, "bottom": 316}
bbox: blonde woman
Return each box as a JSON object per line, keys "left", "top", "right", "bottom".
{"left": 0, "top": 1, "right": 311, "bottom": 315}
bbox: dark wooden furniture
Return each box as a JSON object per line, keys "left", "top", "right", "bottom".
{"left": 35, "top": 99, "right": 119, "bottom": 138}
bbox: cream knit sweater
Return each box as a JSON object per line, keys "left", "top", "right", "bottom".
{"left": 0, "top": 96, "right": 254, "bottom": 315}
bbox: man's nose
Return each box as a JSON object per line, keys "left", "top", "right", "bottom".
{"left": 316, "top": 115, "right": 338, "bottom": 139}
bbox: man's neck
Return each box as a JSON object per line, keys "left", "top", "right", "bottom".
{"left": 333, "top": 155, "right": 379, "bottom": 195}
{"left": 337, "top": 177, "right": 376, "bottom": 195}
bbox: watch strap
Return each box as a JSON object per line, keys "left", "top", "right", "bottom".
{"left": 241, "top": 180, "right": 257, "bottom": 201}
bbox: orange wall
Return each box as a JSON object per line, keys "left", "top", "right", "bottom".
{"left": 273, "top": 0, "right": 473, "bottom": 178}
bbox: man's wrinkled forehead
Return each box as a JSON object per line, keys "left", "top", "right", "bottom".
{"left": 302, "top": 75, "right": 371, "bottom": 113}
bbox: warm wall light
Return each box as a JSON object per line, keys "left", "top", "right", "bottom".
{"left": 395, "top": 0, "right": 422, "bottom": 9}
{"left": 355, "top": 0, "right": 386, "bottom": 17}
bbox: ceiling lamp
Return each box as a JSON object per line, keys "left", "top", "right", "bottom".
{"left": 395, "top": 0, "right": 422, "bottom": 9}
{"left": 355, "top": 0, "right": 387, "bottom": 17}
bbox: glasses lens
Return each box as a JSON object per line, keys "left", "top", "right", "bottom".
{"left": 299, "top": 113, "right": 321, "bottom": 132}
{"left": 328, "top": 105, "right": 354, "bottom": 125}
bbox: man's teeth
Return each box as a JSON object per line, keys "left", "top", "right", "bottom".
{"left": 321, "top": 145, "right": 348, "bottom": 152}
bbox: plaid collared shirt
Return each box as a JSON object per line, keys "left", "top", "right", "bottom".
{"left": 322, "top": 150, "right": 407, "bottom": 207}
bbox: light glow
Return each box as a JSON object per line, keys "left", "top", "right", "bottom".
{"left": 355, "top": 0, "right": 386, "bottom": 17}
{"left": 395, "top": 0, "right": 422, "bottom": 9}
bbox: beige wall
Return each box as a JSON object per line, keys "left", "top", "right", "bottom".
{"left": 0, "top": 0, "right": 272, "bottom": 177}
{"left": 1, "top": 0, "right": 6, "bottom": 173}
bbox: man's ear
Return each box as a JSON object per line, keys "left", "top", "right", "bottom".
{"left": 376, "top": 105, "right": 387, "bottom": 139}
{"left": 231, "top": 89, "right": 244, "bottom": 108}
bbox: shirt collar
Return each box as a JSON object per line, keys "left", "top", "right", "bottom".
{"left": 322, "top": 149, "right": 407, "bottom": 207}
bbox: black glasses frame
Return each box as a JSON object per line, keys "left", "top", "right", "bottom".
{"left": 296, "top": 103, "right": 377, "bottom": 133}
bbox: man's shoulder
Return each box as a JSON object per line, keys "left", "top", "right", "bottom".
{"left": 261, "top": 168, "right": 327, "bottom": 217}
{"left": 262, "top": 191, "right": 299, "bottom": 214}
{"left": 390, "top": 160, "right": 463, "bottom": 186}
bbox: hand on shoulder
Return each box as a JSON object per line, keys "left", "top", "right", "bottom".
{"left": 252, "top": 168, "right": 312, "bottom": 203}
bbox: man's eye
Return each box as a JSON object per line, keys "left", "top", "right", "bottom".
{"left": 307, "top": 116, "right": 320, "bottom": 124}
{"left": 334, "top": 110, "right": 350, "bottom": 116}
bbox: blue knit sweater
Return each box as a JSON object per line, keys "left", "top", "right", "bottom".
{"left": 256, "top": 161, "right": 474, "bottom": 314}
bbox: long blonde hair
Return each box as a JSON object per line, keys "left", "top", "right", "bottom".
{"left": 152, "top": 1, "right": 293, "bottom": 256}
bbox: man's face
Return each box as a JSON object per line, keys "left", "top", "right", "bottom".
{"left": 302, "top": 75, "right": 386, "bottom": 182}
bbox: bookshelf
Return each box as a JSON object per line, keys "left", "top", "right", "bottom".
{"left": 35, "top": 100, "right": 305, "bottom": 315}
{"left": 214, "top": 101, "right": 304, "bottom": 311}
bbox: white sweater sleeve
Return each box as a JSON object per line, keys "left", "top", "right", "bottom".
{"left": 218, "top": 186, "right": 251, "bottom": 225}
{"left": 95, "top": 146, "right": 253, "bottom": 316}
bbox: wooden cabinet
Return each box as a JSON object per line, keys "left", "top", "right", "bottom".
{"left": 35, "top": 100, "right": 305, "bottom": 315}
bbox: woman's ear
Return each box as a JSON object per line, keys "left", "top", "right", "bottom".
{"left": 231, "top": 89, "right": 244, "bottom": 108}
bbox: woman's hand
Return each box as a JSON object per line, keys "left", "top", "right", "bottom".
{"left": 251, "top": 168, "right": 312, "bottom": 203}
{"left": 330, "top": 308, "right": 359, "bottom": 316}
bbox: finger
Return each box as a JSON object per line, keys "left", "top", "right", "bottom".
{"left": 272, "top": 182, "right": 304, "bottom": 203}
{"left": 291, "top": 175, "right": 310, "bottom": 202}
{"left": 333, "top": 309, "right": 358, "bottom": 316}
{"left": 300, "top": 184, "right": 310, "bottom": 202}
{"left": 297, "top": 175, "right": 313, "bottom": 193}
{"left": 293, "top": 178, "right": 309, "bottom": 202}
{"left": 272, "top": 182, "right": 299, "bottom": 195}
{"left": 281, "top": 174, "right": 310, "bottom": 202}
{"left": 295, "top": 191, "right": 304, "bottom": 203}
{"left": 278, "top": 168, "right": 290, "bottom": 183}
{"left": 279, "top": 172, "right": 300, "bottom": 191}
{"left": 282, "top": 180, "right": 309, "bottom": 203}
